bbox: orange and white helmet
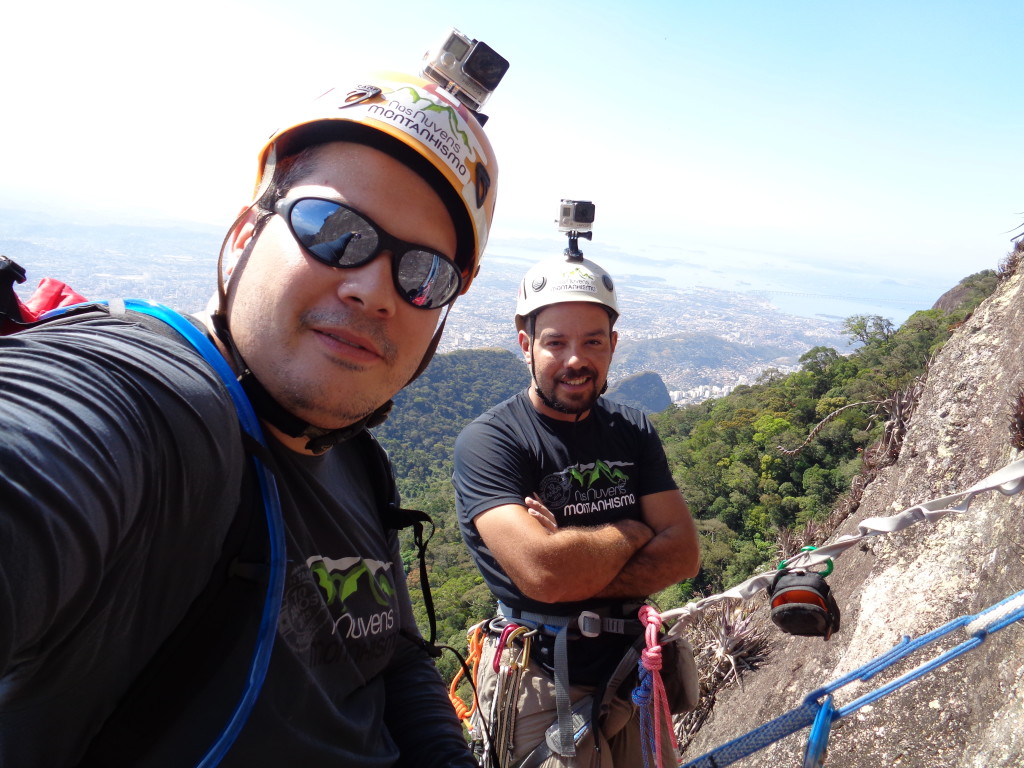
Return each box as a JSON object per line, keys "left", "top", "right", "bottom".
{"left": 253, "top": 71, "right": 498, "bottom": 294}
{"left": 515, "top": 253, "right": 619, "bottom": 332}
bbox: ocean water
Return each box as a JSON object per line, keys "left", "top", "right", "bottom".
{"left": 564, "top": 239, "right": 962, "bottom": 327}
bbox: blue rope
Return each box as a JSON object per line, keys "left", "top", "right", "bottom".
{"left": 682, "top": 589, "right": 1024, "bottom": 768}
{"left": 632, "top": 662, "right": 656, "bottom": 768}
{"left": 681, "top": 701, "right": 819, "bottom": 768}
{"left": 808, "top": 588, "right": 1024, "bottom": 718}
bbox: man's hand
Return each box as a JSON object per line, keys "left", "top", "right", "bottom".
{"left": 592, "top": 490, "right": 700, "bottom": 599}
{"left": 524, "top": 493, "right": 558, "bottom": 532}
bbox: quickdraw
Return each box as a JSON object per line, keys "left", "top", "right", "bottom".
{"left": 491, "top": 624, "right": 533, "bottom": 768}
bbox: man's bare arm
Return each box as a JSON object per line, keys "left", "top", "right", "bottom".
{"left": 592, "top": 489, "right": 700, "bottom": 599}
{"left": 473, "top": 502, "right": 654, "bottom": 603}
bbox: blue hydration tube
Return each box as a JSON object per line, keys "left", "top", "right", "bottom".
{"left": 124, "top": 300, "right": 286, "bottom": 767}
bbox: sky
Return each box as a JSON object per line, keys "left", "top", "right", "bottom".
{"left": 3, "top": 0, "right": 1022, "bottom": 324}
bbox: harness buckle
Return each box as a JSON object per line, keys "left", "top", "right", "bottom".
{"left": 578, "top": 610, "right": 601, "bottom": 638}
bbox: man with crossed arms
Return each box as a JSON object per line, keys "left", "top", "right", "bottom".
{"left": 454, "top": 251, "right": 700, "bottom": 767}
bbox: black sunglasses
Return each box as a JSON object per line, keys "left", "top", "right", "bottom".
{"left": 274, "top": 196, "right": 463, "bottom": 309}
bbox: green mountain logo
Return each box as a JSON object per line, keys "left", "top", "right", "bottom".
{"left": 569, "top": 460, "right": 630, "bottom": 488}
{"left": 309, "top": 556, "right": 395, "bottom": 610}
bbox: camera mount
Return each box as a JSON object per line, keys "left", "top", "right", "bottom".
{"left": 564, "top": 230, "right": 592, "bottom": 261}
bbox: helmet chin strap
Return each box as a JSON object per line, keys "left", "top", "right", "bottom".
{"left": 531, "top": 366, "right": 571, "bottom": 415}
{"left": 210, "top": 313, "right": 392, "bottom": 455}
{"left": 210, "top": 305, "right": 451, "bottom": 456}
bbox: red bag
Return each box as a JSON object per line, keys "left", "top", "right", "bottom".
{"left": 1, "top": 257, "right": 88, "bottom": 333}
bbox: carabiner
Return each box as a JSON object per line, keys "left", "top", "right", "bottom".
{"left": 778, "top": 545, "right": 834, "bottom": 577}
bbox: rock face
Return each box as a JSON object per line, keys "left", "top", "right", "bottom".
{"left": 605, "top": 370, "right": 673, "bottom": 413}
{"left": 680, "top": 262, "right": 1024, "bottom": 768}
{"left": 931, "top": 281, "right": 975, "bottom": 314}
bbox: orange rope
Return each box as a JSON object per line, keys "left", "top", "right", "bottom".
{"left": 449, "top": 623, "right": 486, "bottom": 721}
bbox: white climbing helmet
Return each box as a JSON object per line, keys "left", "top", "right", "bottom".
{"left": 514, "top": 253, "right": 619, "bottom": 332}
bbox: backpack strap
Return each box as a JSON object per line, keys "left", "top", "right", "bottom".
{"left": 356, "top": 430, "right": 442, "bottom": 655}
{"left": 122, "top": 300, "right": 287, "bottom": 766}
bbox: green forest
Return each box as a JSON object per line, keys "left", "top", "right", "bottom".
{"left": 373, "top": 270, "right": 1001, "bottom": 681}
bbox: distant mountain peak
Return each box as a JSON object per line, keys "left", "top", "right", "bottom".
{"left": 604, "top": 370, "right": 672, "bottom": 414}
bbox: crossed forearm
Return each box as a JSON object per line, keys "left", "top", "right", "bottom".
{"left": 515, "top": 490, "right": 700, "bottom": 602}
{"left": 592, "top": 523, "right": 696, "bottom": 599}
{"left": 501, "top": 517, "right": 654, "bottom": 603}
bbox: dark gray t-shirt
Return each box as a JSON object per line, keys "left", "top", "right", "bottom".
{"left": 0, "top": 314, "right": 245, "bottom": 766}
{"left": 224, "top": 436, "right": 467, "bottom": 767}
{"left": 453, "top": 390, "right": 678, "bottom": 617}
{"left": 0, "top": 313, "right": 470, "bottom": 768}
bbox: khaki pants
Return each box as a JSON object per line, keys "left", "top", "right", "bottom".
{"left": 472, "top": 631, "right": 678, "bottom": 768}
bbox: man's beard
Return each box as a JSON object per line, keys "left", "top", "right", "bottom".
{"left": 534, "top": 367, "right": 604, "bottom": 415}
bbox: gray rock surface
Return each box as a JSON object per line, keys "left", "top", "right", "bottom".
{"left": 680, "top": 262, "right": 1024, "bottom": 768}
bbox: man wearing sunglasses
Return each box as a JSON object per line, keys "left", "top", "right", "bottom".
{"left": 0, "top": 72, "right": 496, "bottom": 767}
{"left": 453, "top": 253, "right": 700, "bottom": 767}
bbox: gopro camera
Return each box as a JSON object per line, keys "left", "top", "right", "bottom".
{"left": 421, "top": 28, "right": 509, "bottom": 114}
{"left": 557, "top": 199, "right": 596, "bottom": 233}
{"left": 557, "top": 199, "right": 595, "bottom": 259}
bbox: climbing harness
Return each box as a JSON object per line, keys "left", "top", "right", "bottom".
{"left": 468, "top": 604, "right": 643, "bottom": 765}
{"left": 492, "top": 606, "right": 578, "bottom": 760}
{"left": 680, "top": 588, "right": 1024, "bottom": 768}
{"left": 467, "top": 603, "right": 697, "bottom": 768}
{"left": 493, "top": 602, "right": 645, "bottom": 759}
